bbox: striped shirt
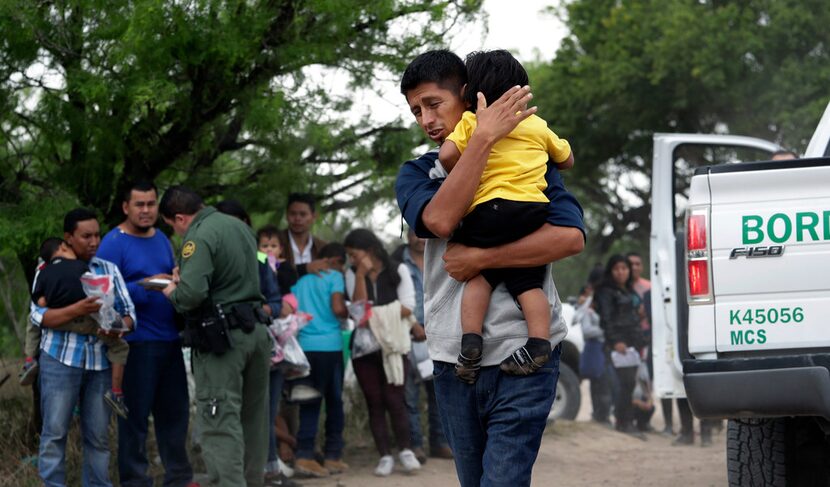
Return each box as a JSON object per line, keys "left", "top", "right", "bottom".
{"left": 30, "top": 256, "right": 136, "bottom": 370}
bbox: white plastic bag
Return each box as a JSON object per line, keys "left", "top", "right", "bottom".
{"left": 348, "top": 299, "right": 380, "bottom": 358}
{"left": 351, "top": 325, "right": 381, "bottom": 359}
{"left": 409, "top": 341, "right": 433, "bottom": 381}
{"left": 268, "top": 313, "right": 311, "bottom": 379}
{"left": 80, "top": 272, "right": 120, "bottom": 331}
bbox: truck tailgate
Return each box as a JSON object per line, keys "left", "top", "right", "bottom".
{"left": 707, "top": 161, "right": 830, "bottom": 352}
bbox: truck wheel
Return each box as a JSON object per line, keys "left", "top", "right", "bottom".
{"left": 728, "top": 418, "right": 830, "bottom": 487}
{"left": 727, "top": 419, "right": 787, "bottom": 487}
{"left": 549, "top": 362, "right": 580, "bottom": 421}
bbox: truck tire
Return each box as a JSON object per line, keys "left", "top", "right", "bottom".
{"left": 549, "top": 362, "right": 580, "bottom": 421}
{"left": 728, "top": 418, "right": 830, "bottom": 487}
{"left": 727, "top": 419, "right": 787, "bottom": 487}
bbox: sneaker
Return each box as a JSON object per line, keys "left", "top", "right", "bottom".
{"left": 412, "top": 447, "right": 427, "bottom": 464}
{"left": 373, "top": 455, "right": 394, "bottom": 477}
{"left": 104, "top": 390, "right": 129, "bottom": 419}
{"left": 454, "top": 353, "right": 482, "bottom": 384}
{"left": 499, "top": 346, "right": 548, "bottom": 376}
{"left": 660, "top": 425, "right": 674, "bottom": 437}
{"left": 278, "top": 458, "right": 294, "bottom": 478}
{"left": 399, "top": 449, "right": 421, "bottom": 473}
{"left": 18, "top": 359, "right": 39, "bottom": 386}
{"left": 323, "top": 458, "right": 349, "bottom": 474}
{"left": 294, "top": 458, "right": 329, "bottom": 478}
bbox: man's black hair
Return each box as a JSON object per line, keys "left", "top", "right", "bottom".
{"left": 318, "top": 242, "right": 346, "bottom": 261}
{"left": 39, "top": 237, "right": 66, "bottom": 263}
{"left": 287, "top": 193, "right": 317, "bottom": 213}
{"left": 463, "top": 50, "right": 529, "bottom": 112}
{"left": 400, "top": 49, "right": 467, "bottom": 97}
{"left": 158, "top": 186, "right": 203, "bottom": 219}
{"left": 215, "top": 199, "right": 251, "bottom": 226}
{"left": 63, "top": 208, "right": 98, "bottom": 234}
{"left": 123, "top": 180, "right": 158, "bottom": 203}
{"left": 626, "top": 251, "right": 642, "bottom": 260}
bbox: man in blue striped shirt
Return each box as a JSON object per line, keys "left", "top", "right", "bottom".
{"left": 32, "top": 207, "right": 136, "bottom": 487}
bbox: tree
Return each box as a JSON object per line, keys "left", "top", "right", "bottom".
{"left": 0, "top": 0, "right": 484, "bottom": 352}
{"left": 529, "top": 0, "right": 830, "bottom": 272}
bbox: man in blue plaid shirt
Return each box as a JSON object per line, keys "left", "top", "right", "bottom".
{"left": 31, "top": 208, "right": 136, "bottom": 487}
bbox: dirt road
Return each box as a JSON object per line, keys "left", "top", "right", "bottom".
{"left": 300, "top": 416, "right": 727, "bottom": 487}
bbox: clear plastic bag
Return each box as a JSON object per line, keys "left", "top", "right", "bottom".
{"left": 351, "top": 325, "right": 381, "bottom": 359}
{"left": 267, "top": 313, "right": 311, "bottom": 378}
{"left": 80, "top": 272, "right": 121, "bottom": 331}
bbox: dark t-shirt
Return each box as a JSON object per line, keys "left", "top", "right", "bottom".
{"left": 32, "top": 258, "right": 89, "bottom": 308}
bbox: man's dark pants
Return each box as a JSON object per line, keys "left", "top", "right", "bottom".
{"left": 433, "top": 345, "right": 561, "bottom": 487}
{"left": 118, "top": 341, "right": 192, "bottom": 487}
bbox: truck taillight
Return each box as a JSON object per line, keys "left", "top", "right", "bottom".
{"left": 688, "top": 260, "right": 709, "bottom": 296}
{"left": 686, "top": 206, "right": 713, "bottom": 304}
{"left": 687, "top": 215, "right": 706, "bottom": 250}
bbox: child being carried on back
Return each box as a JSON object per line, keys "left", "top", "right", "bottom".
{"left": 438, "top": 49, "right": 574, "bottom": 383}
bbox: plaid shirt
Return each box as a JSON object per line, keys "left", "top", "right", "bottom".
{"left": 30, "top": 256, "right": 136, "bottom": 370}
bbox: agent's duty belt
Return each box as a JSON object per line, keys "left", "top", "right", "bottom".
{"left": 222, "top": 302, "right": 270, "bottom": 332}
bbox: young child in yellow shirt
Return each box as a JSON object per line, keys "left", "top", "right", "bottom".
{"left": 438, "top": 49, "right": 574, "bottom": 383}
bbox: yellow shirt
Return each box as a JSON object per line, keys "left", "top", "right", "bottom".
{"left": 446, "top": 112, "right": 571, "bottom": 213}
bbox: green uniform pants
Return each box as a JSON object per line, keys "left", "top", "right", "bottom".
{"left": 194, "top": 325, "right": 271, "bottom": 487}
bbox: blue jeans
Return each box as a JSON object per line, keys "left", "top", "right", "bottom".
{"left": 267, "top": 368, "right": 285, "bottom": 469}
{"left": 296, "top": 351, "right": 345, "bottom": 459}
{"left": 405, "top": 363, "right": 447, "bottom": 451}
{"left": 117, "top": 341, "right": 192, "bottom": 487}
{"left": 39, "top": 352, "right": 112, "bottom": 487}
{"left": 433, "top": 345, "right": 561, "bottom": 487}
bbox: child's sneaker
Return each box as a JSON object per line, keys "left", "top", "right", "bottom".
{"left": 499, "top": 343, "right": 549, "bottom": 376}
{"left": 18, "top": 358, "right": 39, "bottom": 386}
{"left": 104, "top": 390, "right": 129, "bottom": 419}
{"left": 454, "top": 353, "right": 482, "bottom": 384}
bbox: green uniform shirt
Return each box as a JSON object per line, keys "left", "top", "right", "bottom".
{"left": 169, "top": 206, "right": 262, "bottom": 312}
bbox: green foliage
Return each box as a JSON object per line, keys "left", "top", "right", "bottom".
{"left": 0, "top": 0, "right": 484, "bottom": 350}
{"left": 0, "top": 0, "right": 483, "bottom": 261}
{"left": 530, "top": 0, "right": 830, "bottom": 264}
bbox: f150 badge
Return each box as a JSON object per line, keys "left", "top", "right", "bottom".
{"left": 729, "top": 245, "right": 785, "bottom": 259}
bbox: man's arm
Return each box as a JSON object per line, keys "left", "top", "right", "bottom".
{"left": 421, "top": 87, "right": 537, "bottom": 238}
{"left": 38, "top": 297, "right": 102, "bottom": 328}
{"left": 442, "top": 224, "right": 584, "bottom": 282}
{"left": 166, "top": 236, "right": 213, "bottom": 312}
{"left": 107, "top": 261, "right": 137, "bottom": 326}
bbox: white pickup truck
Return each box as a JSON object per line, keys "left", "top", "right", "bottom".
{"left": 651, "top": 102, "right": 830, "bottom": 486}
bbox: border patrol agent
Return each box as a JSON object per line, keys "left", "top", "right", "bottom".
{"left": 159, "top": 186, "right": 271, "bottom": 487}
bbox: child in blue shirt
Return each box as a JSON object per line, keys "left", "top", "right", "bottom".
{"left": 290, "top": 243, "right": 350, "bottom": 476}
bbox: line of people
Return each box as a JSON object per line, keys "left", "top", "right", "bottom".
{"left": 20, "top": 184, "right": 453, "bottom": 487}
{"left": 575, "top": 252, "right": 720, "bottom": 445}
